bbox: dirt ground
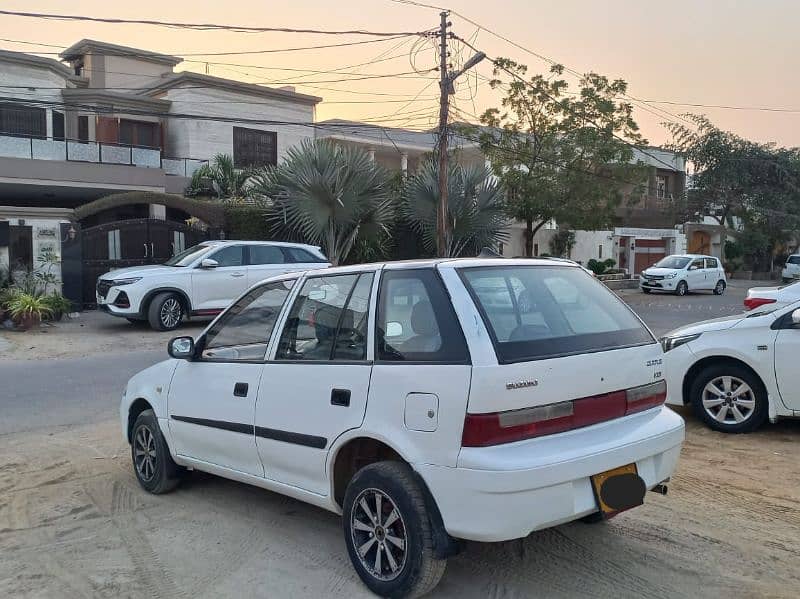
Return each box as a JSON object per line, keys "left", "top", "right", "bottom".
{"left": 1, "top": 408, "right": 798, "bottom": 598}
{"left": 0, "top": 311, "right": 207, "bottom": 360}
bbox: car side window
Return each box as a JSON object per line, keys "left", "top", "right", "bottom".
{"left": 249, "top": 245, "right": 285, "bottom": 265}
{"left": 286, "top": 247, "right": 326, "bottom": 263}
{"left": 208, "top": 245, "right": 244, "bottom": 267}
{"left": 705, "top": 258, "right": 719, "bottom": 269}
{"left": 276, "top": 273, "right": 373, "bottom": 361}
{"left": 689, "top": 258, "right": 704, "bottom": 270}
{"left": 376, "top": 269, "right": 469, "bottom": 363}
{"left": 202, "top": 279, "right": 295, "bottom": 361}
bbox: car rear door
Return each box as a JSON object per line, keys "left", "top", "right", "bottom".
{"left": 687, "top": 258, "right": 706, "bottom": 290}
{"left": 254, "top": 270, "right": 375, "bottom": 495}
{"left": 191, "top": 244, "right": 249, "bottom": 312}
{"left": 246, "top": 244, "right": 291, "bottom": 287}
{"left": 704, "top": 257, "right": 722, "bottom": 288}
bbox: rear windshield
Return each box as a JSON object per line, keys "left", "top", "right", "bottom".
{"left": 654, "top": 256, "right": 690, "bottom": 269}
{"left": 460, "top": 266, "right": 654, "bottom": 363}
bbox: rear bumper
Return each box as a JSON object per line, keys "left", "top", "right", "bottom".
{"left": 416, "top": 406, "right": 684, "bottom": 542}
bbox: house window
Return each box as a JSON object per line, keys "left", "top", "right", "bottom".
{"left": 119, "top": 120, "right": 158, "bottom": 148}
{"left": 78, "top": 116, "right": 89, "bottom": 142}
{"left": 233, "top": 126, "right": 277, "bottom": 167}
{"left": 0, "top": 103, "right": 46, "bottom": 137}
{"left": 656, "top": 175, "right": 668, "bottom": 199}
{"left": 53, "top": 111, "right": 65, "bottom": 141}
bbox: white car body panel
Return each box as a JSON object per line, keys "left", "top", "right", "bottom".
{"left": 122, "top": 258, "right": 685, "bottom": 543}
{"left": 781, "top": 255, "right": 800, "bottom": 281}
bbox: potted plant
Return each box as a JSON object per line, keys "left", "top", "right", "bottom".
{"left": 8, "top": 293, "right": 52, "bottom": 330}
{"left": 42, "top": 292, "right": 72, "bottom": 322}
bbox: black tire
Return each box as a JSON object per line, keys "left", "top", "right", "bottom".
{"left": 131, "top": 409, "right": 182, "bottom": 493}
{"left": 642, "top": 287, "right": 652, "bottom": 294}
{"left": 147, "top": 292, "right": 184, "bottom": 331}
{"left": 343, "top": 461, "right": 446, "bottom": 598}
{"left": 689, "top": 363, "right": 768, "bottom": 433}
{"left": 675, "top": 281, "right": 688, "bottom": 296}
{"left": 713, "top": 280, "right": 726, "bottom": 295}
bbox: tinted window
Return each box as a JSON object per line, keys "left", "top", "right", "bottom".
{"left": 461, "top": 266, "right": 653, "bottom": 363}
{"left": 689, "top": 258, "right": 704, "bottom": 270}
{"left": 277, "top": 273, "right": 373, "bottom": 361}
{"left": 164, "top": 243, "right": 211, "bottom": 267}
{"left": 249, "top": 245, "right": 285, "bottom": 265}
{"left": 377, "top": 269, "right": 469, "bottom": 363}
{"left": 286, "top": 247, "right": 327, "bottom": 263}
{"left": 788, "top": 256, "right": 800, "bottom": 265}
{"left": 654, "top": 256, "right": 690, "bottom": 269}
{"left": 704, "top": 258, "right": 719, "bottom": 269}
{"left": 209, "top": 245, "right": 244, "bottom": 267}
{"left": 202, "top": 279, "right": 295, "bottom": 361}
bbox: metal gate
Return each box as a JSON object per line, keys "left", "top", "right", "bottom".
{"left": 81, "top": 218, "right": 210, "bottom": 306}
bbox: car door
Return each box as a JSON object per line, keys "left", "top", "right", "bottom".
{"left": 167, "top": 278, "right": 296, "bottom": 475}
{"left": 687, "top": 258, "right": 706, "bottom": 290}
{"left": 247, "top": 244, "right": 292, "bottom": 287}
{"left": 705, "top": 257, "right": 722, "bottom": 288}
{"left": 191, "top": 244, "right": 248, "bottom": 312}
{"left": 773, "top": 309, "right": 800, "bottom": 410}
{"left": 255, "top": 271, "right": 375, "bottom": 495}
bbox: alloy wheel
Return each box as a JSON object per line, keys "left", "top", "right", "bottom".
{"left": 715, "top": 281, "right": 725, "bottom": 295}
{"left": 701, "top": 376, "right": 756, "bottom": 424}
{"left": 350, "top": 488, "right": 408, "bottom": 582}
{"left": 160, "top": 298, "right": 182, "bottom": 329}
{"left": 134, "top": 425, "right": 157, "bottom": 481}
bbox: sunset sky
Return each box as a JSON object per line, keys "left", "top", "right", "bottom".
{"left": 1, "top": 0, "right": 798, "bottom": 147}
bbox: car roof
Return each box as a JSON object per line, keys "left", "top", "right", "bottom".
{"left": 202, "top": 239, "right": 322, "bottom": 251}
{"left": 308, "top": 257, "right": 581, "bottom": 277}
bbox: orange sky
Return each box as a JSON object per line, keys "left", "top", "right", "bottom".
{"left": 2, "top": 0, "right": 798, "bottom": 147}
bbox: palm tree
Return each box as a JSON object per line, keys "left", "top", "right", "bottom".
{"left": 403, "top": 160, "right": 510, "bottom": 258}
{"left": 187, "top": 154, "right": 251, "bottom": 200}
{"left": 250, "top": 139, "right": 393, "bottom": 266}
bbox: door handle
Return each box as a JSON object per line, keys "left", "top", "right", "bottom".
{"left": 143, "top": 243, "right": 148, "bottom": 258}
{"left": 331, "top": 388, "right": 351, "bottom": 407}
{"left": 231, "top": 272, "right": 245, "bottom": 278}
{"left": 233, "top": 382, "right": 249, "bottom": 397}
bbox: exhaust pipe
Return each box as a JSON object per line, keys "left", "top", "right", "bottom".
{"left": 650, "top": 483, "right": 668, "bottom": 496}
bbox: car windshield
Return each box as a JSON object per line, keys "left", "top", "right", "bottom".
{"left": 164, "top": 244, "right": 212, "bottom": 267}
{"left": 654, "top": 256, "right": 691, "bottom": 269}
{"left": 460, "top": 265, "right": 654, "bottom": 363}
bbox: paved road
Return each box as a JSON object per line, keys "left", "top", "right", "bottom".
{"left": 0, "top": 282, "right": 752, "bottom": 435}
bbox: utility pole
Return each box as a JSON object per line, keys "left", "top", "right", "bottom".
{"left": 436, "top": 11, "right": 450, "bottom": 258}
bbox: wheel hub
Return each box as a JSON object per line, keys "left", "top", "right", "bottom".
{"left": 351, "top": 488, "right": 407, "bottom": 582}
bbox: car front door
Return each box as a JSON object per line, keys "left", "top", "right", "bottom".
{"left": 773, "top": 309, "right": 800, "bottom": 410}
{"left": 167, "top": 278, "right": 296, "bottom": 476}
{"left": 191, "top": 244, "right": 248, "bottom": 313}
{"left": 255, "top": 271, "right": 375, "bottom": 495}
{"left": 687, "top": 258, "right": 706, "bottom": 290}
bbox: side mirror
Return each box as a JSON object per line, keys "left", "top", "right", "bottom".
{"left": 792, "top": 308, "right": 800, "bottom": 326}
{"left": 200, "top": 258, "right": 218, "bottom": 269}
{"left": 168, "top": 336, "right": 195, "bottom": 359}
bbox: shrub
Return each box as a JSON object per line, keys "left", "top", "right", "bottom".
{"left": 587, "top": 258, "right": 617, "bottom": 275}
{"left": 42, "top": 293, "right": 72, "bottom": 320}
{"left": 8, "top": 293, "right": 51, "bottom": 328}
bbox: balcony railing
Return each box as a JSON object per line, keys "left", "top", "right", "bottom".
{"left": 0, "top": 134, "right": 205, "bottom": 176}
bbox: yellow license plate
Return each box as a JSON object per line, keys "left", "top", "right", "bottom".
{"left": 590, "top": 463, "right": 646, "bottom": 518}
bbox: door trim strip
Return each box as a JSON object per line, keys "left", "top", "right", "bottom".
{"left": 170, "top": 415, "right": 328, "bottom": 449}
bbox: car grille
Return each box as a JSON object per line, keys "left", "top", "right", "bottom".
{"left": 96, "top": 279, "right": 113, "bottom": 298}
{"left": 644, "top": 274, "right": 665, "bottom": 281}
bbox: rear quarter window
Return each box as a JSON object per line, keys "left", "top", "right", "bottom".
{"left": 460, "top": 266, "right": 654, "bottom": 363}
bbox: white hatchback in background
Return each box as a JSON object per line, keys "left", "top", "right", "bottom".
{"left": 782, "top": 254, "right": 800, "bottom": 282}
{"left": 96, "top": 240, "right": 330, "bottom": 330}
{"left": 120, "top": 259, "right": 684, "bottom": 597}
{"left": 640, "top": 254, "right": 726, "bottom": 296}
{"left": 662, "top": 301, "right": 800, "bottom": 433}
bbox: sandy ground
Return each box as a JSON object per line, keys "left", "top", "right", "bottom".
{"left": 0, "top": 311, "right": 207, "bottom": 360}
{"left": 1, "top": 408, "right": 798, "bottom": 598}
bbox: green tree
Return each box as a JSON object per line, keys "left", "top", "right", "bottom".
{"left": 186, "top": 154, "right": 251, "bottom": 200}
{"left": 472, "top": 60, "right": 648, "bottom": 257}
{"left": 402, "top": 160, "right": 509, "bottom": 258}
{"left": 250, "top": 140, "right": 393, "bottom": 266}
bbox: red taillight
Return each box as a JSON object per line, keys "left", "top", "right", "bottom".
{"left": 462, "top": 381, "right": 667, "bottom": 447}
{"left": 743, "top": 297, "right": 776, "bottom": 311}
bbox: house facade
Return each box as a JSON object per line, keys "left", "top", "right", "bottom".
{"left": 0, "top": 40, "right": 320, "bottom": 306}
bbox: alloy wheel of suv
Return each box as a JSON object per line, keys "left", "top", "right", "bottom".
{"left": 148, "top": 292, "right": 184, "bottom": 331}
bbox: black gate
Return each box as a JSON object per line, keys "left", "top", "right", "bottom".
{"left": 81, "top": 218, "right": 210, "bottom": 306}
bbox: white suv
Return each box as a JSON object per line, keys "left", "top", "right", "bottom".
{"left": 96, "top": 240, "right": 329, "bottom": 330}
{"left": 121, "top": 259, "right": 684, "bottom": 597}
{"left": 640, "top": 254, "right": 726, "bottom": 296}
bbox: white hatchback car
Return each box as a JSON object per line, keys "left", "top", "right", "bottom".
{"left": 96, "top": 240, "right": 329, "bottom": 330}
{"left": 640, "top": 254, "right": 726, "bottom": 296}
{"left": 663, "top": 301, "right": 800, "bottom": 433}
{"left": 782, "top": 254, "right": 800, "bottom": 282}
{"left": 121, "top": 259, "right": 684, "bottom": 597}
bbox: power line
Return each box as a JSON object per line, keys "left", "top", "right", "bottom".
{"left": 0, "top": 9, "right": 430, "bottom": 36}
{"left": 639, "top": 100, "right": 800, "bottom": 114}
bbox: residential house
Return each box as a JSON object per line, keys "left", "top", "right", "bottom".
{"left": 0, "top": 40, "right": 320, "bottom": 306}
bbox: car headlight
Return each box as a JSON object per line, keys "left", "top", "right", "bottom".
{"left": 111, "top": 277, "right": 142, "bottom": 286}
{"left": 665, "top": 272, "right": 678, "bottom": 279}
{"left": 660, "top": 333, "right": 701, "bottom": 352}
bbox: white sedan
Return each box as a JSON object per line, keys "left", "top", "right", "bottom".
{"left": 663, "top": 301, "right": 800, "bottom": 432}
{"left": 744, "top": 281, "right": 800, "bottom": 311}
